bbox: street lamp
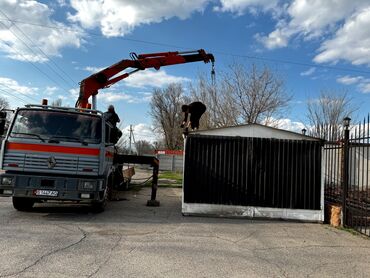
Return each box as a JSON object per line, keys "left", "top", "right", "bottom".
{"left": 342, "top": 116, "right": 351, "bottom": 227}
{"left": 343, "top": 117, "right": 351, "bottom": 130}
{"left": 301, "top": 128, "right": 307, "bottom": 135}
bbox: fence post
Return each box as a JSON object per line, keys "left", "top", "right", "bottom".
{"left": 172, "top": 155, "right": 175, "bottom": 172}
{"left": 342, "top": 117, "right": 351, "bottom": 226}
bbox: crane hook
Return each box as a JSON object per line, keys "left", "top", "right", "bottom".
{"left": 211, "top": 61, "right": 216, "bottom": 86}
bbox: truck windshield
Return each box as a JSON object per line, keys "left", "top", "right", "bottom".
{"left": 9, "top": 110, "right": 102, "bottom": 144}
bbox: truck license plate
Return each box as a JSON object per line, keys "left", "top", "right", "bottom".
{"left": 35, "top": 190, "right": 58, "bottom": 197}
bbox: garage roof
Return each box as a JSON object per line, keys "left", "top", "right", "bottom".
{"left": 191, "top": 123, "right": 320, "bottom": 141}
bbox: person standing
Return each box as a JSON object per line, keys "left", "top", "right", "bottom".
{"left": 104, "top": 105, "right": 120, "bottom": 127}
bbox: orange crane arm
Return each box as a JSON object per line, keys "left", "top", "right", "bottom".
{"left": 76, "top": 49, "right": 215, "bottom": 108}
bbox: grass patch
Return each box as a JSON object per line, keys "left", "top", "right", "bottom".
{"left": 337, "top": 226, "right": 366, "bottom": 237}
{"left": 157, "top": 183, "right": 182, "bottom": 188}
{"left": 159, "top": 171, "right": 183, "bottom": 184}
{"left": 128, "top": 171, "right": 183, "bottom": 189}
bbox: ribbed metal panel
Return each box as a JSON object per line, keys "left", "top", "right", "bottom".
{"left": 184, "top": 134, "right": 322, "bottom": 210}
{"left": 3, "top": 152, "right": 99, "bottom": 175}
{"left": 3, "top": 152, "right": 25, "bottom": 168}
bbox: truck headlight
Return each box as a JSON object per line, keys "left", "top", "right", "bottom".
{"left": 81, "top": 180, "right": 96, "bottom": 190}
{"left": 1, "top": 177, "right": 13, "bottom": 185}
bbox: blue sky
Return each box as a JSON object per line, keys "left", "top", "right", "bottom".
{"left": 0, "top": 0, "right": 370, "bottom": 141}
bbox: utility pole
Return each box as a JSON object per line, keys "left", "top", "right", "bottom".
{"left": 128, "top": 125, "right": 136, "bottom": 154}
{"left": 129, "top": 125, "right": 133, "bottom": 154}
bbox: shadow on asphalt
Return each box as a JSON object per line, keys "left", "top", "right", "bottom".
{"left": 5, "top": 188, "right": 302, "bottom": 226}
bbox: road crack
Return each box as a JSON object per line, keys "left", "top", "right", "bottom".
{"left": 0, "top": 226, "right": 87, "bottom": 278}
{"left": 87, "top": 234, "right": 123, "bottom": 278}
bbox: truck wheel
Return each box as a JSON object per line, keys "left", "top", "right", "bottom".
{"left": 12, "top": 197, "right": 35, "bottom": 211}
{"left": 91, "top": 188, "right": 108, "bottom": 213}
{"left": 91, "top": 200, "right": 106, "bottom": 213}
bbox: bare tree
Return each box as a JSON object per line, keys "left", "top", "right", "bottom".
{"left": 306, "top": 90, "right": 357, "bottom": 140}
{"left": 0, "top": 96, "right": 9, "bottom": 110}
{"left": 51, "top": 98, "right": 63, "bottom": 107}
{"left": 225, "top": 63, "right": 290, "bottom": 124}
{"left": 149, "top": 83, "right": 189, "bottom": 150}
{"left": 190, "top": 63, "right": 290, "bottom": 128}
{"left": 134, "top": 140, "right": 154, "bottom": 155}
{"left": 190, "top": 74, "right": 238, "bottom": 128}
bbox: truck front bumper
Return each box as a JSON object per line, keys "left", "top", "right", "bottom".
{"left": 0, "top": 172, "right": 106, "bottom": 203}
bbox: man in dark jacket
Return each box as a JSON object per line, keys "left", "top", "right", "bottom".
{"left": 104, "top": 105, "right": 120, "bottom": 127}
{"left": 180, "top": 101, "right": 206, "bottom": 130}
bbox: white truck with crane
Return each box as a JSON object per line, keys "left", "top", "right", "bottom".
{"left": 0, "top": 49, "right": 215, "bottom": 211}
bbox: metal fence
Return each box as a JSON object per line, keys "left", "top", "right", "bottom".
{"left": 156, "top": 154, "right": 183, "bottom": 172}
{"left": 184, "top": 135, "right": 322, "bottom": 210}
{"left": 324, "top": 115, "right": 370, "bottom": 237}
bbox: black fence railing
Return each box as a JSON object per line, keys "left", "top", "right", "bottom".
{"left": 324, "top": 115, "right": 370, "bottom": 237}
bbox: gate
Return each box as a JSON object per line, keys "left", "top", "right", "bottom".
{"left": 324, "top": 115, "right": 370, "bottom": 236}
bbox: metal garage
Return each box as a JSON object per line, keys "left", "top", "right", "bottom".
{"left": 182, "top": 124, "right": 324, "bottom": 222}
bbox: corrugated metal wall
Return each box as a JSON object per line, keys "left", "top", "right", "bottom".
{"left": 184, "top": 135, "right": 322, "bottom": 210}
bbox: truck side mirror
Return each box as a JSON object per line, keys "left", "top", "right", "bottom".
{"left": 0, "top": 111, "right": 7, "bottom": 136}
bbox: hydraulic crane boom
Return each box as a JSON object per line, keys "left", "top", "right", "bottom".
{"left": 76, "top": 49, "right": 215, "bottom": 109}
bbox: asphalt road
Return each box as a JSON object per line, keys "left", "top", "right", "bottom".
{"left": 0, "top": 187, "right": 369, "bottom": 278}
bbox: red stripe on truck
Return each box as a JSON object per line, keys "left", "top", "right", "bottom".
{"left": 7, "top": 142, "right": 100, "bottom": 156}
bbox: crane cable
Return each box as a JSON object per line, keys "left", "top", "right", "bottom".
{"left": 211, "top": 61, "right": 216, "bottom": 86}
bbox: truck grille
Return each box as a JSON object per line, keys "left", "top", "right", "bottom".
{"left": 3, "top": 152, "right": 99, "bottom": 175}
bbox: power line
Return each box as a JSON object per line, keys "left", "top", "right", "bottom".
{"left": 0, "top": 18, "right": 188, "bottom": 50}
{"left": 0, "top": 82, "right": 39, "bottom": 103}
{"left": 0, "top": 33, "right": 71, "bottom": 95}
{"left": 0, "top": 88, "right": 28, "bottom": 104}
{"left": 0, "top": 21, "right": 73, "bottom": 93}
{"left": 1, "top": 17, "right": 370, "bottom": 76}
{"left": 212, "top": 51, "right": 370, "bottom": 76}
{"left": 0, "top": 11, "right": 77, "bottom": 86}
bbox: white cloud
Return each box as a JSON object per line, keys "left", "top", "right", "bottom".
{"left": 358, "top": 82, "right": 370, "bottom": 93}
{"left": 69, "top": 84, "right": 153, "bottom": 106}
{"left": 56, "top": 94, "right": 68, "bottom": 100}
{"left": 0, "top": 77, "right": 38, "bottom": 95}
{"left": 0, "top": 1, "right": 84, "bottom": 62}
{"left": 68, "top": 0, "right": 209, "bottom": 37}
{"left": 80, "top": 67, "right": 190, "bottom": 89}
{"left": 275, "top": 118, "right": 306, "bottom": 133}
{"left": 241, "top": 1, "right": 370, "bottom": 67}
{"left": 83, "top": 66, "right": 106, "bottom": 73}
{"left": 123, "top": 69, "right": 191, "bottom": 88}
{"left": 336, "top": 75, "right": 363, "bottom": 85}
{"left": 214, "top": 0, "right": 280, "bottom": 15}
{"left": 69, "top": 88, "right": 79, "bottom": 99}
{"left": 57, "top": 0, "right": 67, "bottom": 7}
{"left": 139, "top": 92, "right": 153, "bottom": 102}
{"left": 314, "top": 7, "right": 370, "bottom": 66}
{"left": 255, "top": 1, "right": 369, "bottom": 50}
{"left": 336, "top": 75, "right": 370, "bottom": 93}
{"left": 45, "top": 86, "right": 58, "bottom": 96}
{"left": 97, "top": 91, "right": 151, "bottom": 103}
{"left": 121, "top": 123, "right": 157, "bottom": 143}
{"left": 255, "top": 28, "right": 289, "bottom": 49}
{"left": 300, "top": 67, "right": 316, "bottom": 76}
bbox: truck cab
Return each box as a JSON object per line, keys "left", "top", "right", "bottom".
{"left": 0, "top": 104, "right": 117, "bottom": 212}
